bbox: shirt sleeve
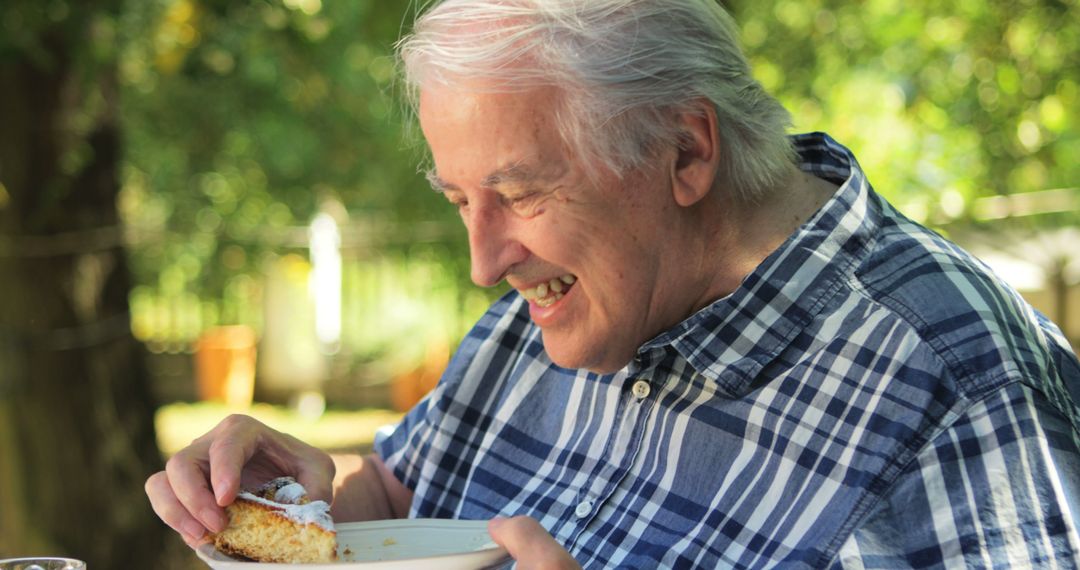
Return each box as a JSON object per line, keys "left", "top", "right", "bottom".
{"left": 831, "top": 381, "right": 1080, "bottom": 569}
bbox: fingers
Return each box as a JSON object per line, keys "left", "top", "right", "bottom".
{"left": 146, "top": 413, "right": 338, "bottom": 549}
{"left": 295, "top": 454, "right": 336, "bottom": 505}
{"left": 165, "top": 448, "right": 228, "bottom": 534}
{"left": 151, "top": 414, "right": 262, "bottom": 543}
{"left": 145, "top": 471, "right": 216, "bottom": 546}
{"left": 205, "top": 423, "right": 259, "bottom": 507}
{"left": 288, "top": 433, "right": 336, "bottom": 504}
{"left": 488, "top": 516, "right": 581, "bottom": 570}
{"left": 250, "top": 426, "right": 336, "bottom": 504}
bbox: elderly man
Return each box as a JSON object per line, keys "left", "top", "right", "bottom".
{"left": 146, "top": 0, "right": 1080, "bottom": 567}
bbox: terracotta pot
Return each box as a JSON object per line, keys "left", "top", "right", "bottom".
{"left": 194, "top": 325, "right": 257, "bottom": 408}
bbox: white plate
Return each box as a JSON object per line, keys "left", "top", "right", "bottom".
{"left": 196, "top": 519, "right": 511, "bottom": 569}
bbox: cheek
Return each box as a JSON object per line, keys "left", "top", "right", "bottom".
{"left": 523, "top": 217, "right": 579, "bottom": 257}
{"left": 527, "top": 204, "right": 641, "bottom": 279}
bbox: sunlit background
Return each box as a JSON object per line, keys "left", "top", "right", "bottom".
{"left": 0, "top": 0, "right": 1077, "bottom": 567}
{"left": 120, "top": 0, "right": 1079, "bottom": 384}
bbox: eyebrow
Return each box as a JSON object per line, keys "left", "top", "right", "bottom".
{"left": 425, "top": 161, "right": 557, "bottom": 194}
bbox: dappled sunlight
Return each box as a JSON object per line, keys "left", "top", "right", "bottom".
{"left": 736, "top": 0, "right": 1079, "bottom": 221}
{"left": 155, "top": 401, "right": 402, "bottom": 457}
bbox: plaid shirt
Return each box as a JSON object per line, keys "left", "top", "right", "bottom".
{"left": 376, "top": 133, "right": 1080, "bottom": 568}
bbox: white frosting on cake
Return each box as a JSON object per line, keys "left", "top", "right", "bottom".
{"left": 273, "top": 481, "right": 308, "bottom": 504}
{"left": 236, "top": 479, "right": 335, "bottom": 532}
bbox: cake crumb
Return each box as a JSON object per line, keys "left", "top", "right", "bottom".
{"left": 383, "top": 538, "right": 397, "bottom": 546}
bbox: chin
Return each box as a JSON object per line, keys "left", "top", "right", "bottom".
{"left": 544, "top": 338, "right": 629, "bottom": 374}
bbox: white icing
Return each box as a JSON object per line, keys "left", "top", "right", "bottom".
{"left": 237, "top": 491, "right": 336, "bottom": 532}
{"left": 273, "top": 482, "right": 307, "bottom": 504}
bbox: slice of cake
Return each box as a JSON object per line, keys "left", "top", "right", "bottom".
{"left": 212, "top": 476, "right": 337, "bottom": 563}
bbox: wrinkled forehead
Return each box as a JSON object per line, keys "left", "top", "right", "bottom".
{"left": 417, "top": 84, "right": 577, "bottom": 181}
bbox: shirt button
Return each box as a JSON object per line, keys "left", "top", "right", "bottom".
{"left": 574, "top": 500, "right": 593, "bottom": 519}
{"left": 631, "top": 380, "right": 651, "bottom": 400}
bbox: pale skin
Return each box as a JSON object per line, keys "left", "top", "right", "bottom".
{"left": 144, "top": 83, "right": 837, "bottom": 568}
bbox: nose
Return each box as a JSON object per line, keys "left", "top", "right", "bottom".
{"left": 464, "top": 200, "right": 528, "bottom": 287}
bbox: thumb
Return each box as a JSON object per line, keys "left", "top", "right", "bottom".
{"left": 270, "top": 430, "right": 336, "bottom": 504}
{"left": 488, "top": 516, "right": 580, "bottom": 570}
{"left": 295, "top": 457, "right": 336, "bottom": 505}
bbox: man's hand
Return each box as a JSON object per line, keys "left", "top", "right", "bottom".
{"left": 144, "top": 414, "right": 335, "bottom": 549}
{"left": 489, "top": 516, "right": 582, "bottom": 570}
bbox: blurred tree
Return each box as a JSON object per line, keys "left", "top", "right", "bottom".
{"left": 0, "top": 0, "right": 170, "bottom": 567}
{"left": 117, "top": 0, "right": 483, "bottom": 362}
{"left": 727, "top": 0, "right": 1080, "bottom": 226}
{"left": 118, "top": 0, "right": 467, "bottom": 302}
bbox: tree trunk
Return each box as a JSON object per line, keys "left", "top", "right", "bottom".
{"left": 0, "top": 3, "right": 172, "bottom": 567}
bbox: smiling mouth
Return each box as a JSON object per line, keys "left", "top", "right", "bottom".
{"left": 519, "top": 274, "right": 576, "bottom": 307}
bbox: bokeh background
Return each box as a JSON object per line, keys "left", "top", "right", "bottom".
{"left": 1, "top": 0, "right": 1077, "bottom": 567}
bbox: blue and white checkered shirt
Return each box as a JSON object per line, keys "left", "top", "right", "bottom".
{"left": 376, "top": 133, "right": 1080, "bottom": 568}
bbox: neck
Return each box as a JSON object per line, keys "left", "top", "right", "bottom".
{"left": 686, "top": 166, "right": 838, "bottom": 309}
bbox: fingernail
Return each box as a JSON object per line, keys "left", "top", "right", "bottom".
{"left": 213, "top": 480, "right": 229, "bottom": 506}
{"left": 182, "top": 519, "right": 206, "bottom": 540}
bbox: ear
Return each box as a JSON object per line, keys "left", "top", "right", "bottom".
{"left": 670, "top": 101, "right": 721, "bottom": 207}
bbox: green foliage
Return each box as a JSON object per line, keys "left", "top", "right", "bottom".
{"left": 1, "top": 0, "right": 123, "bottom": 71}
{"left": 116, "top": 0, "right": 482, "bottom": 355}
{"left": 728, "top": 0, "right": 1080, "bottom": 224}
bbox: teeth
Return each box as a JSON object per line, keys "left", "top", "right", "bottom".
{"left": 520, "top": 274, "right": 576, "bottom": 305}
{"left": 535, "top": 292, "right": 565, "bottom": 308}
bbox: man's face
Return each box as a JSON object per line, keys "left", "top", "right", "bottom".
{"left": 419, "top": 85, "right": 687, "bottom": 373}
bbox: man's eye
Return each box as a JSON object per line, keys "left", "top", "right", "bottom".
{"left": 504, "top": 192, "right": 537, "bottom": 208}
{"left": 504, "top": 192, "right": 545, "bottom": 218}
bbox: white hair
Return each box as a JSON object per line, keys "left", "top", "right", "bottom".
{"left": 397, "top": 0, "right": 797, "bottom": 201}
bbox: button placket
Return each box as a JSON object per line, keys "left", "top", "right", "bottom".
{"left": 564, "top": 362, "right": 667, "bottom": 557}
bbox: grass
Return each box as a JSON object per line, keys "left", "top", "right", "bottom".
{"left": 155, "top": 401, "right": 403, "bottom": 457}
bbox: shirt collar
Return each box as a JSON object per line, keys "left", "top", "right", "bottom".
{"left": 637, "top": 132, "right": 880, "bottom": 397}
